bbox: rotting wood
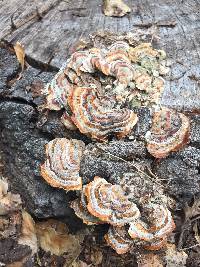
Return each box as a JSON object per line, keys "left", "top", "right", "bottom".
{"left": 0, "top": 0, "right": 199, "bottom": 111}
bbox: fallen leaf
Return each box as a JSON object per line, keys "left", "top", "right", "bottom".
{"left": 184, "top": 197, "right": 200, "bottom": 220}
{"left": 13, "top": 42, "right": 25, "bottom": 73}
{"left": 103, "top": 0, "right": 131, "bottom": 17}
{"left": 137, "top": 253, "right": 163, "bottom": 267}
{"left": 0, "top": 179, "right": 8, "bottom": 198}
{"left": 164, "top": 243, "right": 188, "bottom": 267}
{"left": 36, "top": 219, "right": 82, "bottom": 265}
{"left": 18, "top": 210, "right": 38, "bottom": 255}
{"left": 193, "top": 222, "right": 200, "bottom": 244}
{"left": 90, "top": 247, "right": 103, "bottom": 266}
{"left": 0, "top": 178, "right": 22, "bottom": 215}
{"left": 69, "top": 260, "right": 90, "bottom": 267}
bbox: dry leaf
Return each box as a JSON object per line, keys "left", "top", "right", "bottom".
{"left": 69, "top": 260, "right": 90, "bottom": 267}
{"left": 36, "top": 219, "right": 82, "bottom": 264}
{"left": 184, "top": 197, "right": 200, "bottom": 221}
{"left": 137, "top": 253, "right": 163, "bottom": 267}
{"left": 18, "top": 210, "right": 38, "bottom": 255}
{"left": 193, "top": 222, "right": 200, "bottom": 244}
{"left": 14, "top": 42, "right": 25, "bottom": 73}
{"left": 164, "top": 243, "right": 188, "bottom": 267}
{"left": 0, "top": 179, "right": 8, "bottom": 198}
{"left": 6, "top": 257, "right": 28, "bottom": 267}
{"left": 90, "top": 248, "right": 103, "bottom": 266}
{"left": 0, "top": 178, "right": 21, "bottom": 215}
{"left": 103, "top": 0, "right": 131, "bottom": 17}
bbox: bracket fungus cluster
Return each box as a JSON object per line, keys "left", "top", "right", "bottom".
{"left": 43, "top": 40, "right": 171, "bottom": 141}
{"left": 70, "top": 177, "right": 175, "bottom": 254}
{"left": 40, "top": 138, "right": 175, "bottom": 254}
{"left": 40, "top": 38, "right": 192, "bottom": 256}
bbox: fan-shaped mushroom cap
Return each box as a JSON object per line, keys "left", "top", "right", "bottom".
{"left": 85, "top": 177, "right": 140, "bottom": 225}
{"left": 70, "top": 187, "right": 103, "bottom": 225}
{"left": 40, "top": 138, "right": 85, "bottom": 190}
{"left": 68, "top": 86, "right": 138, "bottom": 141}
{"left": 105, "top": 226, "right": 132, "bottom": 254}
{"left": 146, "top": 107, "right": 190, "bottom": 158}
{"left": 67, "top": 51, "right": 89, "bottom": 75}
{"left": 128, "top": 204, "right": 175, "bottom": 250}
{"left": 44, "top": 69, "right": 72, "bottom": 110}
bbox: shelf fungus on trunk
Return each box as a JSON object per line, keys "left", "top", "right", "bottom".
{"left": 68, "top": 86, "right": 138, "bottom": 141}
{"left": 40, "top": 138, "right": 85, "bottom": 190}
{"left": 103, "top": 0, "right": 131, "bottom": 17}
{"left": 128, "top": 204, "right": 175, "bottom": 250}
{"left": 84, "top": 176, "right": 140, "bottom": 225}
{"left": 105, "top": 226, "right": 132, "bottom": 254}
{"left": 70, "top": 187, "right": 103, "bottom": 225}
{"left": 145, "top": 107, "right": 190, "bottom": 158}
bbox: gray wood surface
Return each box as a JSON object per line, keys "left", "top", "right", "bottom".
{"left": 0, "top": 0, "right": 200, "bottom": 111}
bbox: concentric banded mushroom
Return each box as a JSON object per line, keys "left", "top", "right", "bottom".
{"left": 128, "top": 204, "right": 175, "bottom": 250}
{"left": 70, "top": 187, "right": 103, "bottom": 225}
{"left": 146, "top": 107, "right": 190, "bottom": 158}
{"left": 84, "top": 176, "right": 140, "bottom": 225}
{"left": 105, "top": 226, "right": 132, "bottom": 254}
{"left": 44, "top": 69, "right": 72, "bottom": 110}
{"left": 68, "top": 86, "right": 138, "bottom": 141}
{"left": 40, "top": 138, "right": 85, "bottom": 190}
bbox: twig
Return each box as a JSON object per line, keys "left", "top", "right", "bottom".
{"left": 95, "top": 144, "right": 165, "bottom": 189}
{"left": 180, "top": 243, "right": 200, "bottom": 251}
{"left": 134, "top": 20, "right": 176, "bottom": 28}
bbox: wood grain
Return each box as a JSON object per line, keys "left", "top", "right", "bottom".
{"left": 0, "top": 0, "right": 200, "bottom": 111}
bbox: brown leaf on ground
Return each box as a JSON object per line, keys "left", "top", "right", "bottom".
{"left": 193, "top": 222, "right": 200, "bottom": 244}
{"left": 13, "top": 42, "right": 25, "bottom": 73}
{"left": 0, "top": 178, "right": 22, "bottom": 215}
{"left": 0, "top": 178, "right": 8, "bottom": 198}
{"left": 18, "top": 210, "right": 38, "bottom": 255}
{"left": 137, "top": 253, "right": 163, "bottom": 267}
{"left": 184, "top": 197, "right": 200, "bottom": 220}
{"left": 164, "top": 244, "right": 188, "bottom": 267}
{"left": 68, "top": 260, "right": 90, "bottom": 267}
{"left": 36, "top": 219, "right": 82, "bottom": 265}
{"left": 103, "top": 0, "right": 131, "bottom": 17}
{"left": 90, "top": 248, "right": 103, "bottom": 266}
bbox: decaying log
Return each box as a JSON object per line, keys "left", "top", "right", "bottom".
{"left": 0, "top": 0, "right": 200, "bottom": 231}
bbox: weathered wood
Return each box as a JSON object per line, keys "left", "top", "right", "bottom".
{"left": 0, "top": 0, "right": 200, "bottom": 111}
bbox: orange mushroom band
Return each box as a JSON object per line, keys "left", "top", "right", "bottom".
{"left": 65, "top": 41, "right": 134, "bottom": 88}
{"left": 128, "top": 204, "right": 175, "bottom": 250}
{"left": 40, "top": 138, "right": 85, "bottom": 190}
{"left": 105, "top": 226, "right": 132, "bottom": 254}
{"left": 70, "top": 187, "right": 103, "bottom": 225}
{"left": 84, "top": 177, "right": 140, "bottom": 226}
{"left": 68, "top": 86, "right": 138, "bottom": 141}
{"left": 44, "top": 68, "right": 73, "bottom": 111}
{"left": 145, "top": 107, "right": 190, "bottom": 158}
